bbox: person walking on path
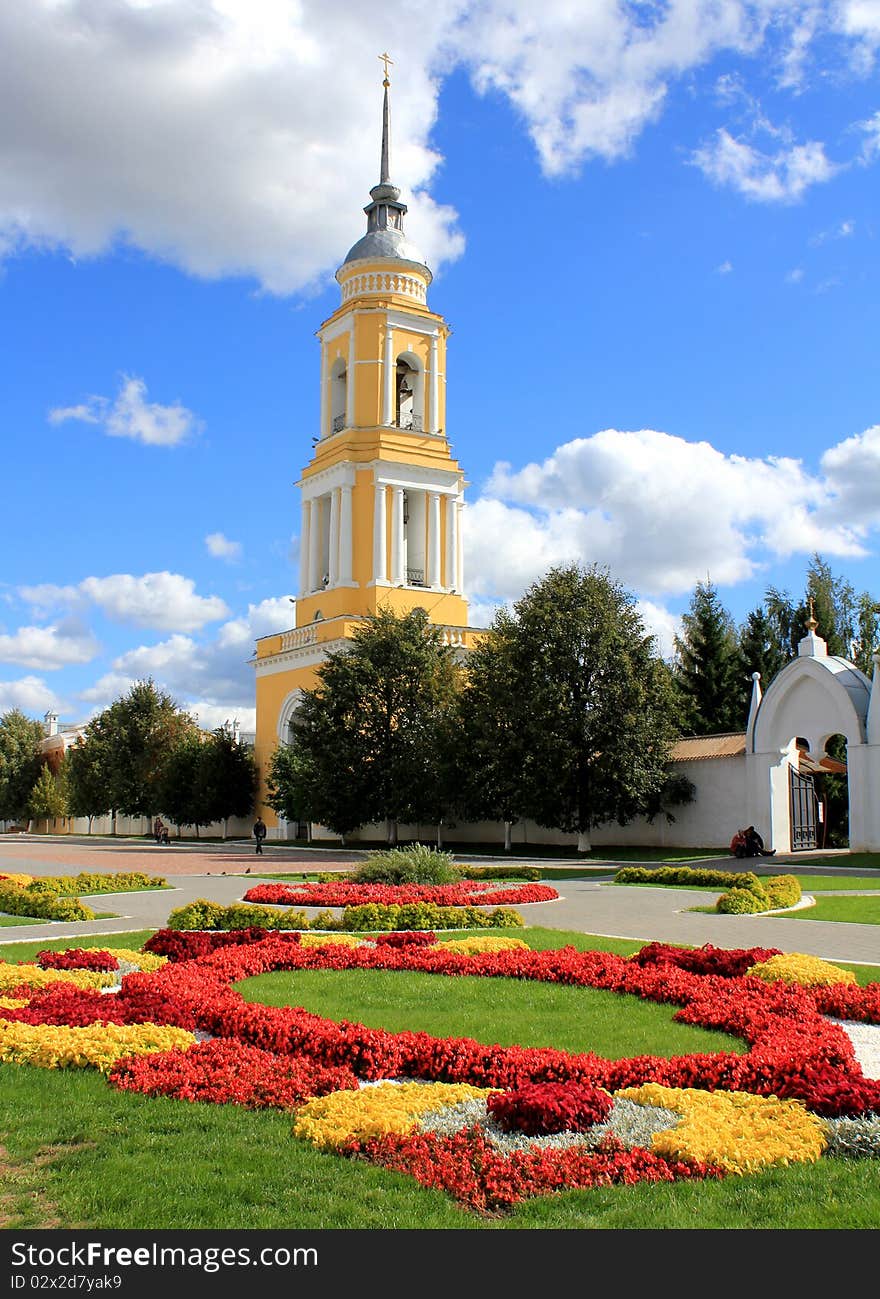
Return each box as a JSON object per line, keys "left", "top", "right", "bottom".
{"left": 253, "top": 817, "right": 267, "bottom": 855}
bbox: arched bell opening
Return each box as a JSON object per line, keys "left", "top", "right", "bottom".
{"left": 395, "top": 352, "right": 424, "bottom": 431}
{"left": 330, "top": 357, "right": 348, "bottom": 435}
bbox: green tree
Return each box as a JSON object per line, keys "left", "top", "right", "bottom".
{"left": 470, "top": 564, "right": 685, "bottom": 852}
{"left": 267, "top": 609, "right": 457, "bottom": 845}
{"left": 67, "top": 734, "right": 112, "bottom": 832}
{"left": 852, "top": 592, "right": 880, "bottom": 677}
{"left": 198, "top": 725, "right": 258, "bottom": 837}
{"left": 155, "top": 730, "right": 204, "bottom": 837}
{"left": 673, "top": 580, "right": 741, "bottom": 735}
{"left": 27, "top": 760, "right": 68, "bottom": 830}
{"left": 737, "top": 604, "right": 790, "bottom": 720}
{"left": 0, "top": 709, "right": 45, "bottom": 824}
{"left": 795, "top": 554, "right": 856, "bottom": 657}
{"left": 84, "top": 680, "right": 195, "bottom": 829}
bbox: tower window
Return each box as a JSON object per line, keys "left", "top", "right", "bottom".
{"left": 395, "top": 355, "right": 423, "bottom": 431}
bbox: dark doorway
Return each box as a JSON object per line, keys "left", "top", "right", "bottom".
{"left": 789, "top": 766, "right": 818, "bottom": 850}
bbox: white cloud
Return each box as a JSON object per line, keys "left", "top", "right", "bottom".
{"left": 858, "top": 110, "right": 880, "bottom": 162}
{"left": 0, "top": 675, "right": 62, "bottom": 715}
{"left": 79, "top": 596, "right": 294, "bottom": 721}
{"left": 0, "top": 4, "right": 874, "bottom": 293}
{"left": 716, "top": 259, "right": 734, "bottom": 273}
{"left": 469, "top": 424, "right": 874, "bottom": 603}
{"left": 692, "top": 127, "right": 837, "bottom": 201}
{"left": 21, "top": 572, "right": 229, "bottom": 633}
{"left": 0, "top": 621, "right": 98, "bottom": 670}
{"left": 786, "top": 266, "right": 805, "bottom": 282}
{"left": 205, "top": 532, "right": 242, "bottom": 562}
{"left": 186, "top": 702, "right": 257, "bottom": 735}
{"left": 49, "top": 375, "right": 200, "bottom": 447}
{"left": 637, "top": 600, "right": 683, "bottom": 661}
{"left": 810, "top": 218, "right": 856, "bottom": 245}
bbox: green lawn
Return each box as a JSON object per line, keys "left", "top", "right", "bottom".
{"left": 1, "top": 925, "right": 878, "bottom": 1230}
{"left": 798, "top": 876, "right": 880, "bottom": 891}
{"left": 0, "top": 914, "right": 42, "bottom": 927}
{"left": 782, "top": 896, "right": 880, "bottom": 926}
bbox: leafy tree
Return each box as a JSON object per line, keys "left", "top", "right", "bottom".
{"left": 27, "top": 760, "right": 68, "bottom": 829}
{"left": 673, "top": 580, "right": 742, "bottom": 735}
{"left": 796, "top": 554, "right": 856, "bottom": 657}
{"left": 83, "top": 680, "right": 195, "bottom": 828}
{"left": 267, "top": 609, "right": 457, "bottom": 844}
{"left": 469, "top": 564, "right": 685, "bottom": 852}
{"left": 67, "top": 735, "right": 112, "bottom": 832}
{"left": 0, "top": 709, "right": 45, "bottom": 824}
{"left": 852, "top": 592, "right": 880, "bottom": 677}
{"left": 155, "top": 730, "right": 204, "bottom": 837}
{"left": 198, "top": 725, "right": 258, "bottom": 837}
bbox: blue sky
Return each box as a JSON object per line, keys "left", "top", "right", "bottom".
{"left": 1, "top": 2, "right": 878, "bottom": 732}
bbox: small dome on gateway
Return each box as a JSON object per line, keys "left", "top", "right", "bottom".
{"left": 339, "top": 62, "right": 431, "bottom": 280}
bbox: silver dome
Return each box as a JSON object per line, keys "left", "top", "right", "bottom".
{"left": 342, "top": 227, "right": 429, "bottom": 269}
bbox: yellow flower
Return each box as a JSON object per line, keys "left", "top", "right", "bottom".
{"left": 102, "top": 948, "right": 168, "bottom": 972}
{"left": 0, "top": 963, "right": 115, "bottom": 993}
{"left": 0, "top": 1020, "right": 196, "bottom": 1073}
{"left": 618, "top": 1083, "right": 827, "bottom": 1175}
{"left": 298, "top": 933, "right": 365, "bottom": 949}
{"left": 0, "top": 873, "right": 33, "bottom": 887}
{"left": 746, "top": 953, "right": 856, "bottom": 987}
{"left": 0, "top": 996, "right": 29, "bottom": 1011}
{"left": 437, "top": 936, "right": 530, "bottom": 955}
{"left": 293, "top": 1081, "right": 493, "bottom": 1149}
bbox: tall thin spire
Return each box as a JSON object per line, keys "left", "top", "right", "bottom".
{"left": 379, "top": 52, "right": 393, "bottom": 184}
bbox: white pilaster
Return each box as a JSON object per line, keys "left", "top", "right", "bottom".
{"left": 319, "top": 344, "right": 327, "bottom": 438}
{"left": 391, "top": 486, "right": 406, "bottom": 584}
{"left": 428, "top": 492, "right": 441, "bottom": 588}
{"left": 346, "top": 328, "right": 356, "bottom": 428}
{"left": 445, "top": 495, "right": 457, "bottom": 590}
{"left": 430, "top": 335, "right": 439, "bottom": 433}
{"left": 339, "top": 486, "right": 353, "bottom": 584}
{"left": 298, "top": 499, "right": 311, "bottom": 596}
{"left": 328, "top": 487, "right": 340, "bottom": 587}
{"left": 455, "top": 498, "right": 464, "bottom": 593}
{"left": 308, "top": 496, "right": 321, "bottom": 592}
{"left": 383, "top": 324, "right": 394, "bottom": 426}
{"left": 373, "top": 483, "right": 387, "bottom": 583}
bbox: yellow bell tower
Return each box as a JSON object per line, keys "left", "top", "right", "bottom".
{"left": 253, "top": 61, "right": 479, "bottom": 834}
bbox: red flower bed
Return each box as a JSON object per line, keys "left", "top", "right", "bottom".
{"left": 242, "top": 881, "right": 558, "bottom": 907}
{"left": 36, "top": 948, "right": 119, "bottom": 972}
{"left": 143, "top": 928, "right": 298, "bottom": 962}
{"left": 370, "top": 932, "right": 438, "bottom": 948}
{"left": 632, "top": 942, "right": 783, "bottom": 978}
{"left": 344, "top": 1128, "right": 721, "bottom": 1213}
{"left": 109, "top": 1038, "right": 359, "bottom": 1110}
{"left": 488, "top": 1082, "right": 613, "bottom": 1134}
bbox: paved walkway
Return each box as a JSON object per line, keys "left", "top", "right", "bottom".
{"left": 2, "top": 835, "right": 879, "bottom": 966}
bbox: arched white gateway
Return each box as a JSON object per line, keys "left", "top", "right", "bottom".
{"left": 746, "top": 619, "right": 880, "bottom": 852}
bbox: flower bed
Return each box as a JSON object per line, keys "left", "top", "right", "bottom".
{"left": 243, "top": 881, "right": 558, "bottom": 908}
{"left": 1, "top": 933, "right": 878, "bottom": 1215}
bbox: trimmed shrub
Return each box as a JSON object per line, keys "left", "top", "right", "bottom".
{"left": 0, "top": 882, "right": 95, "bottom": 922}
{"left": 459, "top": 866, "right": 542, "bottom": 882}
{"left": 340, "top": 902, "right": 524, "bottom": 931}
{"left": 761, "top": 875, "right": 801, "bottom": 909}
{"left": 716, "top": 887, "right": 768, "bottom": 915}
{"left": 166, "top": 901, "right": 312, "bottom": 932}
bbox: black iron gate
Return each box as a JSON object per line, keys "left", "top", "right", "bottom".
{"left": 789, "top": 766, "right": 818, "bottom": 850}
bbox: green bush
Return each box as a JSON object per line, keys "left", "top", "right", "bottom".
{"left": 761, "top": 875, "right": 801, "bottom": 908}
{"left": 458, "top": 865, "right": 542, "bottom": 882}
{"left": 0, "top": 881, "right": 95, "bottom": 922}
{"left": 616, "top": 865, "right": 765, "bottom": 890}
{"left": 341, "top": 902, "right": 524, "bottom": 931}
{"left": 716, "top": 887, "right": 769, "bottom": 915}
{"left": 167, "top": 901, "right": 313, "bottom": 931}
{"left": 352, "top": 844, "right": 461, "bottom": 885}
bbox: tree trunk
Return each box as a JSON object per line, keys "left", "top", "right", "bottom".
{"left": 577, "top": 830, "right": 591, "bottom": 853}
{"left": 386, "top": 817, "right": 398, "bottom": 846}
{"left": 306, "top": 822, "right": 313, "bottom": 844}
{"left": 504, "top": 821, "right": 512, "bottom": 853}
{"left": 111, "top": 810, "right": 117, "bottom": 836}
{"left": 87, "top": 815, "right": 93, "bottom": 834}
{"left": 436, "top": 820, "right": 444, "bottom": 850}
{"left": 223, "top": 817, "right": 228, "bottom": 841}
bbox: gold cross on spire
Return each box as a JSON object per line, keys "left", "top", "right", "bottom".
{"left": 379, "top": 51, "right": 394, "bottom": 86}
{"left": 806, "top": 595, "right": 818, "bottom": 631}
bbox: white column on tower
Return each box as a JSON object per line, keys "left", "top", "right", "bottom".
{"left": 430, "top": 335, "right": 439, "bottom": 434}
{"left": 308, "top": 496, "right": 321, "bottom": 592}
{"left": 428, "top": 492, "right": 441, "bottom": 588}
{"left": 455, "top": 497, "right": 464, "bottom": 594}
{"left": 339, "top": 486, "right": 353, "bottom": 584}
{"left": 373, "top": 483, "right": 387, "bottom": 583}
{"left": 346, "top": 327, "right": 356, "bottom": 428}
{"left": 318, "top": 344, "right": 328, "bottom": 439}
{"left": 328, "top": 487, "right": 340, "bottom": 587}
{"left": 445, "top": 495, "right": 457, "bottom": 591}
{"left": 383, "top": 323, "right": 395, "bottom": 426}
{"left": 299, "top": 499, "right": 311, "bottom": 596}
{"left": 391, "top": 486, "right": 406, "bottom": 584}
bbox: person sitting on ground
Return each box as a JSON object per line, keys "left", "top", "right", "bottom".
{"left": 744, "top": 825, "right": 776, "bottom": 857}
{"left": 730, "top": 828, "right": 748, "bottom": 859}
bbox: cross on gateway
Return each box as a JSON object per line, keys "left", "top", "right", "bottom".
{"left": 379, "top": 52, "right": 394, "bottom": 84}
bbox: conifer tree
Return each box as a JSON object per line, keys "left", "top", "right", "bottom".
{"left": 673, "top": 580, "right": 741, "bottom": 735}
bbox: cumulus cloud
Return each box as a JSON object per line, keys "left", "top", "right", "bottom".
{"left": 859, "top": 110, "right": 880, "bottom": 162}
{"left": 0, "top": 620, "right": 99, "bottom": 670}
{"left": 21, "top": 572, "right": 229, "bottom": 633}
{"left": 716, "top": 260, "right": 734, "bottom": 273}
{"left": 467, "top": 424, "right": 876, "bottom": 604}
{"left": 49, "top": 376, "right": 200, "bottom": 447}
{"left": 1, "top": 4, "right": 875, "bottom": 292}
{"left": 79, "top": 596, "right": 293, "bottom": 719}
{"left": 692, "top": 128, "right": 837, "bottom": 201}
{"left": 0, "top": 675, "right": 62, "bottom": 715}
{"left": 205, "top": 532, "right": 242, "bottom": 562}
